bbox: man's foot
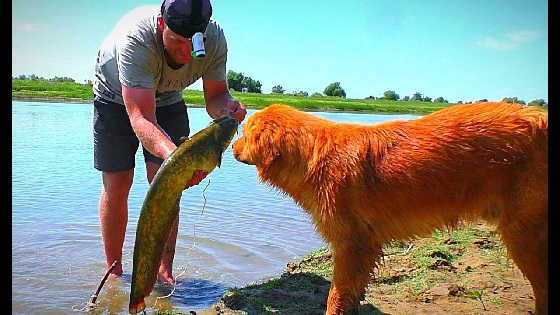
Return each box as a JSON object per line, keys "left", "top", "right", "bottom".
{"left": 107, "top": 262, "right": 123, "bottom": 278}
{"left": 157, "top": 269, "right": 175, "bottom": 285}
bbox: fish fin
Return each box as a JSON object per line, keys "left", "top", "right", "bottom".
{"left": 217, "top": 150, "right": 223, "bottom": 168}
{"left": 129, "top": 298, "right": 146, "bottom": 314}
{"left": 212, "top": 115, "right": 231, "bottom": 124}
{"left": 177, "top": 136, "right": 189, "bottom": 145}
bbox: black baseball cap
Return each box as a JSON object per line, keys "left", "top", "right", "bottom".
{"left": 161, "top": 0, "right": 212, "bottom": 38}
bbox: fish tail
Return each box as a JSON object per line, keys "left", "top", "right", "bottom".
{"left": 129, "top": 298, "right": 146, "bottom": 314}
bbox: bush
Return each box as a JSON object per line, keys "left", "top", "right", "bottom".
{"left": 323, "top": 82, "right": 346, "bottom": 98}
{"left": 271, "top": 85, "right": 285, "bottom": 94}
{"left": 383, "top": 90, "right": 399, "bottom": 101}
{"left": 227, "top": 70, "right": 262, "bottom": 93}
{"left": 410, "top": 92, "right": 423, "bottom": 102}
{"left": 528, "top": 99, "right": 547, "bottom": 108}
{"left": 502, "top": 97, "right": 525, "bottom": 104}
{"left": 291, "top": 91, "right": 308, "bottom": 97}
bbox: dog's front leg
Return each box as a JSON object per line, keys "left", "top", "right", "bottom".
{"left": 326, "top": 243, "right": 381, "bottom": 315}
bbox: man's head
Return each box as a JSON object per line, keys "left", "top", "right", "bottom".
{"left": 158, "top": 0, "right": 212, "bottom": 65}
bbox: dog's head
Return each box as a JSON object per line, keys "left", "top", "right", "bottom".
{"left": 233, "top": 104, "right": 333, "bottom": 180}
{"left": 232, "top": 104, "right": 289, "bottom": 168}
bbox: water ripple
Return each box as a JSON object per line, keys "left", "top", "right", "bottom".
{"left": 12, "top": 101, "right": 416, "bottom": 314}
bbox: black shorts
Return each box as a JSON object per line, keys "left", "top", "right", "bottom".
{"left": 93, "top": 96, "right": 190, "bottom": 172}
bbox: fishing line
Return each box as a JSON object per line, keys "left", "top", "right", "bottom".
{"left": 155, "top": 179, "right": 211, "bottom": 306}
{"left": 72, "top": 261, "right": 118, "bottom": 312}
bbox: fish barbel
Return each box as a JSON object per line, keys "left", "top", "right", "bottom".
{"left": 129, "top": 116, "right": 239, "bottom": 314}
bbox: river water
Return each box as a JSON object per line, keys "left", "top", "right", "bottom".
{"left": 11, "top": 100, "right": 419, "bottom": 314}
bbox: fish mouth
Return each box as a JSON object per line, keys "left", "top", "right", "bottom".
{"left": 213, "top": 115, "right": 238, "bottom": 126}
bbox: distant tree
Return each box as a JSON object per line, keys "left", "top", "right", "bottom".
{"left": 365, "top": 96, "right": 376, "bottom": 100}
{"left": 227, "top": 70, "right": 244, "bottom": 92}
{"left": 477, "top": 99, "right": 488, "bottom": 103}
{"left": 323, "top": 82, "right": 346, "bottom": 98}
{"left": 292, "top": 91, "right": 308, "bottom": 97}
{"left": 311, "top": 92, "right": 324, "bottom": 98}
{"left": 15, "top": 74, "right": 27, "bottom": 80}
{"left": 242, "top": 76, "right": 262, "bottom": 93}
{"left": 227, "top": 70, "right": 261, "bottom": 93}
{"left": 502, "top": 97, "right": 525, "bottom": 104}
{"left": 50, "top": 76, "right": 75, "bottom": 83}
{"left": 528, "top": 99, "right": 547, "bottom": 108}
{"left": 410, "top": 92, "right": 423, "bottom": 101}
{"left": 383, "top": 90, "right": 399, "bottom": 101}
{"left": 457, "top": 100, "right": 463, "bottom": 104}
{"left": 434, "top": 96, "right": 448, "bottom": 103}
{"left": 502, "top": 97, "right": 515, "bottom": 103}
{"left": 422, "top": 96, "right": 432, "bottom": 102}
{"left": 271, "top": 85, "right": 285, "bottom": 94}
{"left": 402, "top": 96, "right": 410, "bottom": 101}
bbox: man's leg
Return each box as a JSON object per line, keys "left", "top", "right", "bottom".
{"left": 93, "top": 96, "right": 140, "bottom": 277}
{"left": 99, "top": 169, "right": 134, "bottom": 276}
{"left": 145, "top": 161, "right": 179, "bottom": 285}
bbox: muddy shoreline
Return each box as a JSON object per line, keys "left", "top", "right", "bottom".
{"left": 191, "top": 222, "right": 535, "bottom": 315}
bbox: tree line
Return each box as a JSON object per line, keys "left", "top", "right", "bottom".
{"left": 227, "top": 71, "right": 547, "bottom": 108}
{"left": 13, "top": 73, "right": 547, "bottom": 108}
{"left": 13, "top": 74, "right": 93, "bottom": 85}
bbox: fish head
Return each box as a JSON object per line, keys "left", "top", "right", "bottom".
{"left": 211, "top": 116, "right": 239, "bottom": 167}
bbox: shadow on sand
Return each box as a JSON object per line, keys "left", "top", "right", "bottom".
{"left": 216, "top": 272, "right": 388, "bottom": 315}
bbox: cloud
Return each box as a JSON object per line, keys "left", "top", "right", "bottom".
{"left": 505, "top": 30, "right": 539, "bottom": 43}
{"left": 14, "top": 24, "right": 38, "bottom": 32}
{"left": 477, "top": 30, "right": 540, "bottom": 50}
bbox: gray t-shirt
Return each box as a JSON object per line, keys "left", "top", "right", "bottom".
{"left": 93, "top": 5, "right": 227, "bottom": 107}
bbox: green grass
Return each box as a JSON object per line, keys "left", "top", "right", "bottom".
{"left": 219, "top": 90, "right": 451, "bottom": 114}
{"left": 12, "top": 79, "right": 94, "bottom": 100}
{"left": 12, "top": 79, "right": 453, "bottom": 114}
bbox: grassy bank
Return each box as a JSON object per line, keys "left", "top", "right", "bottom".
{"left": 12, "top": 79, "right": 452, "bottom": 114}
{"left": 153, "top": 222, "right": 535, "bottom": 315}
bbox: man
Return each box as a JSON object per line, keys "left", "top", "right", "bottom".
{"left": 92, "top": 0, "right": 246, "bottom": 284}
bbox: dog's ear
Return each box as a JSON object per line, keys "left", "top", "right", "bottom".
{"left": 263, "top": 146, "right": 280, "bottom": 167}
{"left": 251, "top": 124, "right": 281, "bottom": 168}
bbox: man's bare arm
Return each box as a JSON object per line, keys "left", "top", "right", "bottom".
{"left": 122, "top": 86, "right": 177, "bottom": 160}
{"left": 202, "top": 78, "right": 247, "bottom": 122}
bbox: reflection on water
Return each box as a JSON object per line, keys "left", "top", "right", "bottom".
{"left": 12, "top": 101, "right": 419, "bottom": 314}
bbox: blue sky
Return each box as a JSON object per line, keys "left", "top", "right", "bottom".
{"left": 12, "top": 0, "right": 548, "bottom": 103}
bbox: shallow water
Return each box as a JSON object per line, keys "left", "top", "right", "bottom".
{"left": 11, "top": 100, "right": 419, "bottom": 314}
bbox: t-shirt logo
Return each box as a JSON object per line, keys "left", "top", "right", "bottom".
{"left": 162, "top": 72, "right": 203, "bottom": 91}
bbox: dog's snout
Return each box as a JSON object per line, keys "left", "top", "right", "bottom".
{"left": 232, "top": 137, "right": 253, "bottom": 165}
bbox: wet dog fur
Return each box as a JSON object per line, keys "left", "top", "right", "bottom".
{"left": 232, "top": 102, "right": 548, "bottom": 314}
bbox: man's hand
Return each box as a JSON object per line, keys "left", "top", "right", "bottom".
{"left": 223, "top": 98, "right": 247, "bottom": 122}
{"left": 203, "top": 78, "right": 247, "bottom": 123}
{"left": 184, "top": 170, "right": 209, "bottom": 190}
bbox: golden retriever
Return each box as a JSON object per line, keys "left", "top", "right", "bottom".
{"left": 232, "top": 102, "right": 548, "bottom": 314}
